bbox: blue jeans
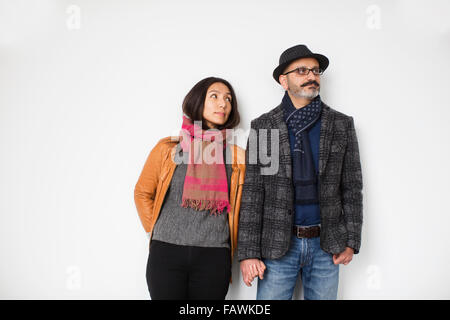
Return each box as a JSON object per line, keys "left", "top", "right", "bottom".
{"left": 257, "top": 235, "right": 339, "bottom": 300}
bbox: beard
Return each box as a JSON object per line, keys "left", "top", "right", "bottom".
{"left": 288, "top": 80, "right": 320, "bottom": 100}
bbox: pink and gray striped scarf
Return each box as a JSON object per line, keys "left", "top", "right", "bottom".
{"left": 179, "top": 115, "right": 230, "bottom": 215}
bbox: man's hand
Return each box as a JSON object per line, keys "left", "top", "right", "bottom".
{"left": 333, "top": 247, "right": 354, "bottom": 265}
{"left": 240, "top": 259, "right": 266, "bottom": 287}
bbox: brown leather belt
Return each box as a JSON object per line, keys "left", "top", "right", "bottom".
{"left": 293, "top": 225, "right": 320, "bottom": 238}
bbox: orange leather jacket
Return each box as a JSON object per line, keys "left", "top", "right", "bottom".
{"left": 134, "top": 136, "right": 246, "bottom": 261}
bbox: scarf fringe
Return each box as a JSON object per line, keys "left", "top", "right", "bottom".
{"left": 182, "top": 198, "right": 230, "bottom": 216}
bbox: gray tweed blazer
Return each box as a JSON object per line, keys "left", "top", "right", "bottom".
{"left": 237, "top": 102, "right": 363, "bottom": 261}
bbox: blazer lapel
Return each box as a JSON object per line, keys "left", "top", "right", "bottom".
{"left": 269, "top": 104, "right": 292, "bottom": 178}
{"left": 319, "top": 104, "right": 335, "bottom": 176}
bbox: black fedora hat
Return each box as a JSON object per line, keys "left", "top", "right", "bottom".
{"left": 273, "top": 44, "right": 329, "bottom": 83}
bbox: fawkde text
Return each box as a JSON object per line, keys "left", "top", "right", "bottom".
{"left": 178, "top": 304, "right": 271, "bottom": 317}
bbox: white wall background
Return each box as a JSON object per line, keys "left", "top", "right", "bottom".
{"left": 1, "top": 0, "right": 450, "bottom": 299}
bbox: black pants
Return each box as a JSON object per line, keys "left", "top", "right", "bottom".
{"left": 146, "top": 240, "right": 231, "bottom": 300}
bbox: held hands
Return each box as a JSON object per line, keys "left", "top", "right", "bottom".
{"left": 240, "top": 247, "right": 354, "bottom": 286}
{"left": 332, "top": 247, "right": 354, "bottom": 265}
{"left": 240, "top": 259, "right": 266, "bottom": 287}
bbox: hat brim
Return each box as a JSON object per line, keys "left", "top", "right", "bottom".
{"left": 273, "top": 53, "right": 329, "bottom": 84}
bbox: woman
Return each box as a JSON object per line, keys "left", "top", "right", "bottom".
{"left": 134, "top": 77, "right": 246, "bottom": 300}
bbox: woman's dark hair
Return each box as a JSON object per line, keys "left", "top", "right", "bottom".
{"left": 182, "top": 77, "right": 240, "bottom": 130}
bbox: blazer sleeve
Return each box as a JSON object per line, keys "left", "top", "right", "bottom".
{"left": 134, "top": 141, "right": 164, "bottom": 233}
{"left": 237, "top": 119, "right": 265, "bottom": 261}
{"left": 341, "top": 117, "right": 363, "bottom": 254}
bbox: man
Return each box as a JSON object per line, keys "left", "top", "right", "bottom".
{"left": 237, "top": 44, "right": 363, "bottom": 300}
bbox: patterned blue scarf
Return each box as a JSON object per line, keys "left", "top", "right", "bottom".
{"left": 282, "top": 91, "right": 322, "bottom": 204}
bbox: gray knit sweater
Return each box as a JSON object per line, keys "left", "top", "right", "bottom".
{"left": 152, "top": 143, "right": 232, "bottom": 248}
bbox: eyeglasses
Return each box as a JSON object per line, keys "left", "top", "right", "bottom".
{"left": 283, "top": 67, "right": 324, "bottom": 76}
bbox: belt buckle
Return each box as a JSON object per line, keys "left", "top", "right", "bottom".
{"left": 295, "top": 226, "right": 305, "bottom": 238}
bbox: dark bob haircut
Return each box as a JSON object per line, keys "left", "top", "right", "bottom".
{"left": 182, "top": 77, "right": 240, "bottom": 130}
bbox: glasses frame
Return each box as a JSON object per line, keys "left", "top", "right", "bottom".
{"left": 283, "top": 66, "right": 324, "bottom": 76}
